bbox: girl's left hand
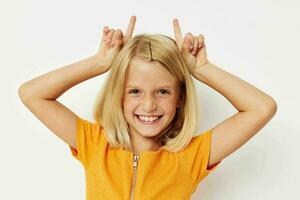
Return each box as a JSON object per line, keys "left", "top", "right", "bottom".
{"left": 172, "top": 19, "right": 211, "bottom": 74}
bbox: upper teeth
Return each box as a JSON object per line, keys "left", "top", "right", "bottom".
{"left": 138, "top": 115, "right": 159, "bottom": 122}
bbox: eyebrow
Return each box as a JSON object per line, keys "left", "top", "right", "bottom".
{"left": 125, "top": 85, "right": 174, "bottom": 89}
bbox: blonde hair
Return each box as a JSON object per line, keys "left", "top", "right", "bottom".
{"left": 93, "top": 33, "right": 201, "bottom": 153}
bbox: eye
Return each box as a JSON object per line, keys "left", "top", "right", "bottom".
{"left": 128, "top": 89, "right": 170, "bottom": 96}
{"left": 128, "top": 89, "right": 140, "bottom": 94}
{"left": 158, "top": 89, "right": 170, "bottom": 95}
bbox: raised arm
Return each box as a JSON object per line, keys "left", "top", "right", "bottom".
{"left": 18, "top": 16, "right": 136, "bottom": 150}
{"left": 172, "top": 18, "right": 277, "bottom": 168}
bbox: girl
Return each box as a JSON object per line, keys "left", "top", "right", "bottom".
{"left": 18, "top": 16, "right": 277, "bottom": 200}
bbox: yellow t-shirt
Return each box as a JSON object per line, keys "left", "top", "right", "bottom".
{"left": 69, "top": 116, "right": 221, "bottom": 200}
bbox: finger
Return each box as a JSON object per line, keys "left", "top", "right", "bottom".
{"left": 111, "top": 29, "right": 121, "bottom": 45}
{"left": 101, "top": 26, "right": 110, "bottom": 42}
{"left": 185, "top": 33, "right": 193, "bottom": 51}
{"left": 105, "top": 29, "right": 115, "bottom": 47}
{"left": 123, "top": 15, "right": 136, "bottom": 43}
{"left": 196, "top": 34, "right": 208, "bottom": 63}
{"left": 173, "top": 18, "right": 183, "bottom": 48}
{"left": 112, "top": 29, "right": 123, "bottom": 49}
{"left": 103, "top": 26, "right": 109, "bottom": 35}
{"left": 192, "top": 36, "right": 198, "bottom": 55}
{"left": 198, "top": 34, "right": 205, "bottom": 48}
{"left": 182, "top": 34, "right": 192, "bottom": 57}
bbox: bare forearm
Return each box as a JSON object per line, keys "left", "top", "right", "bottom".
{"left": 19, "top": 54, "right": 106, "bottom": 101}
{"left": 193, "top": 62, "right": 277, "bottom": 114}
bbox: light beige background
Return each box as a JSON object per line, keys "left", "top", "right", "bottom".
{"left": 1, "top": 0, "right": 299, "bottom": 199}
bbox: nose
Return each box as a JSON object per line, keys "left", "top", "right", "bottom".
{"left": 141, "top": 94, "right": 157, "bottom": 112}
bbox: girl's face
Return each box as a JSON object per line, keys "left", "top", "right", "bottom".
{"left": 122, "top": 57, "right": 182, "bottom": 143}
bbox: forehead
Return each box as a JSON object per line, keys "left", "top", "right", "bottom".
{"left": 125, "top": 58, "right": 177, "bottom": 88}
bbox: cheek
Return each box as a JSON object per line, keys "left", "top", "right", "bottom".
{"left": 165, "top": 105, "right": 177, "bottom": 114}
{"left": 123, "top": 98, "right": 139, "bottom": 111}
{"left": 160, "top": 100, "right": 178, "bottom": 113}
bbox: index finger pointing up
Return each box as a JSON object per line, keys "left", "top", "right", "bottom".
{"left": 173, "top": 18, "right": 183, "bottom": 48}
{"left": 123, "top": 15, "right": 136, "bottom": 43}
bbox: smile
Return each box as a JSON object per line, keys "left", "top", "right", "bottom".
{"left": 135, "top": 115, "right": 163, "bottom": 124}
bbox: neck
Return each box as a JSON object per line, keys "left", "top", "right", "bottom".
{"left": 130, "top": 131, "right": 162, "bottom": 154}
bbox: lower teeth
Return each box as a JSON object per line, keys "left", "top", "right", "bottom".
{"left": 141, "top": 119, "right": 158, "bottom": 122}
{"left": 143, "top": 120, "right": 157, "bottom": 122}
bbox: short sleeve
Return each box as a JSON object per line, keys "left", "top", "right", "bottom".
{"left": 180, "top": 128, "right": 222, "bottom": 187}
{"left": 69, "top": 116, "right": 102, "bottom": 166}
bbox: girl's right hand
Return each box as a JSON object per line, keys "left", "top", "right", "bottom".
{"left": 95, "top": 15, "right": 136, "bottom": 72}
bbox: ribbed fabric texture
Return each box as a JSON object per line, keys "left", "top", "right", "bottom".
{"left": 69, "top": 116, "right": 221, "bottom": 200}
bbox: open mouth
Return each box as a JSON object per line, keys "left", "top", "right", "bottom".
{"left": 134, "top": 114, "right": 163, "bottom": 124}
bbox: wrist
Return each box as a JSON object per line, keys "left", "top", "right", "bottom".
{"left": 192, "top": 61, "right": 215, "bottom": 82}
{"left": 91, "top": 54, "right": 110, "bottom": 74}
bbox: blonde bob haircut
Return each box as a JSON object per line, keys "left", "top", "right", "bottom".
{"left": 93, "top": 33, "right": 201, "bottom": 153}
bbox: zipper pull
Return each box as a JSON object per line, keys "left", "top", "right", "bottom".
{"left": 133, "top": 154, "right": 140, "bottom": 170}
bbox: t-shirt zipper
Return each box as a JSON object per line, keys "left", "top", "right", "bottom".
{"left": 129, "top": 154, "right": 140, "bottom": 200}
